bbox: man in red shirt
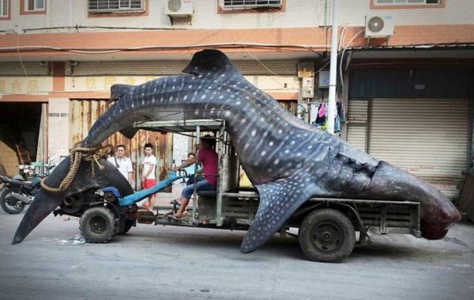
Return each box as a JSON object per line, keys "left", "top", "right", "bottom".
{"left": 173, "top": 135, "right": 218, "bottom": 218}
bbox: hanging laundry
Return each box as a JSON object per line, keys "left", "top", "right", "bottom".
{"left": 334, "top": 114, "right": 341, "bottom": 133}
{"left": 318, "top": 102, "right": 326, "bottom": 118}
{"left": 313, "top": 103, "right": 327, "bottom": 127}
{"left": 336, "top": 101, "right": 346, "bottom": 124}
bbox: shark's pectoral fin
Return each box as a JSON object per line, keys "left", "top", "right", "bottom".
{"left": 241, "top": 178, "right": 312, "bottom": 254}
{"left": 119, "top": 127, "right": 139, "bottom": 139}
{"left": 110, "top": 84, "right": 135, "bottom": 102}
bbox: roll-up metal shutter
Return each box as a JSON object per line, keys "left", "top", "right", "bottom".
{"left": 369, "top": 98, "right": 469, "bottom": 199}
{"left": 346, "top": 99, "right": 369, "bottom": 152}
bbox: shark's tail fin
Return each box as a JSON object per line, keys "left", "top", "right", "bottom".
{"left": 110, "top": 84, "right": 135, "bottom": 102}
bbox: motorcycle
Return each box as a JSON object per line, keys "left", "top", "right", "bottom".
{"left": 0, "top": 174, "right": 44, "bottom": 214}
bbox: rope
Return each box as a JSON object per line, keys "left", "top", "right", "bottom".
{"left": 40, "top": 144, "right": 113, "bottom": 193}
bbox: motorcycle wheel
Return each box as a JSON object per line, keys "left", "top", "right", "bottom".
{"left": 0, "top": 188, "right": 25, "bottom": 214}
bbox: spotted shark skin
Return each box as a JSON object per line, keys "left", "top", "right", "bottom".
{"left": 13, "top": 50, "right": 461, "bottom": 252}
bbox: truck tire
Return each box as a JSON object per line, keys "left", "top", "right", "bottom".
{"left": 80, "top": 207, "right": 117, "bottom": 243}
{"left": 299, "top": 208, "right": 355, "bottom": 262}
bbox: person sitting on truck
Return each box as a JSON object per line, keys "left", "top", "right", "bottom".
{"left": 183, "top": 152, "right": 204, "bottom": 185}
{"left": 173, "top": 135, "right": 218, "bottom": 219}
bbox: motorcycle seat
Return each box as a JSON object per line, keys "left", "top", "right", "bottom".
{"left": 11, "top": 179, "right": 36, "bottom": 188}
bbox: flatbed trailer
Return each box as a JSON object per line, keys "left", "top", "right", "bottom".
{"left": 57, "top": 119, "right": 422, "bottom": 262}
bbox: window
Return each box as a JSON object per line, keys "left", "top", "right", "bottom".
{"left": 375, "top": 0, "right": 441, "bottom": 5}
{"left": 89, "top": 0, "right": 145, "bottom": 13}
{"left": 20, "top": 0, "right": 45, "bottom": 15}
{"left": 25, "top": 0, "right": 45, "bottom": 11}
{"left": 0, "top": 0, "right": 9, "bottom": 17}
{"left": 221, "top": 0, "right": 282, "bottom": 10}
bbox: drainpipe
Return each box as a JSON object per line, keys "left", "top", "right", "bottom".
{"left": 327, "top": 0, "right": 338, "bottom": 134}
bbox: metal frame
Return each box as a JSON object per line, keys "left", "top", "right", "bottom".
{"left": 304, "top": 197, "right": 421, "bottom": 238}
{"left": 133, "top": 119, "right": 422, "bottom": 240}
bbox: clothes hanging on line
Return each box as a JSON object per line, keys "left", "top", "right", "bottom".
{"left": 312, "top": 101, "right": 345, "bottom": 133}
{"left": 336, "top": 101, "right": 346, "bottom": 124}
{"left": 313, "top": 103, "right": 327, "bottom": 127}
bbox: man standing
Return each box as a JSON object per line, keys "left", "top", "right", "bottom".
{"left": 141, "top": 143, "right": 157, "bottom": 212}
{"left": 107, "top": 144, "right": 133, "bottom": 185}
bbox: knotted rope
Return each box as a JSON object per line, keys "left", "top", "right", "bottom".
{"left": 40, "top": 144, "right": 114, "bottom": 193}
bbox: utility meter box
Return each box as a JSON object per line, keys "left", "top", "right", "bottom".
{"left": 318, "top": 70, "right": 330, "bottom": 89}
{"left": 301, "top": 77, "right": 315, "bottom": 98}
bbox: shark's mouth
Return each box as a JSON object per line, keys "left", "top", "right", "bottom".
{"left": 420, "top": 222, "right": 453, "bottom": 240}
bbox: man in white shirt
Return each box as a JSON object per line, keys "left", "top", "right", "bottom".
{"left": 107, "top": 145, "right": 133, "bottom": 185}
{"left": 141, "top": 143, "right": 157, "bottom": 212}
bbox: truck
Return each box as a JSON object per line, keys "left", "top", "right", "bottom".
{"left": 55, "top": 119, "right": 422, "bottom": 262}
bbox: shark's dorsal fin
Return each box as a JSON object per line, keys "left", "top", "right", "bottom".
{"left": 110, "top": 84, "right": 135, "bottom": 102}
{"left": 182, "top": 49, "right": 241, "bottom": 78}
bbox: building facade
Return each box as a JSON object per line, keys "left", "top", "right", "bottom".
{"left": 0, "top": 0, "right": 473, "bottom": 197}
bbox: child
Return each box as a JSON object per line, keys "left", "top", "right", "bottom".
{"left": 141, "top": 143, "right": 157, "bottom": 213}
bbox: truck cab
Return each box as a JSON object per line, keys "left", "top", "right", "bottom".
{"left": 137, "top": 118, "right": 259, "bottom": 230}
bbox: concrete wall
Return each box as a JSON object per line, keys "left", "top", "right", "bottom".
{"left": 339, "top": 0, "right": 474, "bottom": 26}
{"left": 2, "top": 0, "right": 473, "bottom": 33}
{"left": 48, "top": 98, "right": 70, "bottom": 166}
{"left": 64, "top": 74, "right": 299, "bottom": 95}
{"left": 1, "top": 0, "right": 318, "bottom": 31}
{"left": 0, "top": 76, "right": 53, "bottom": 94}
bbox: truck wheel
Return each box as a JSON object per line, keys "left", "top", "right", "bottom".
{"left": 80, "top": 207, "right": 116, "bottom": 243}
{"left": 299, "top": 208, "right": 355, "bottom": 262}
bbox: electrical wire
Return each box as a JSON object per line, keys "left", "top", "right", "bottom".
{"left": 16, "top": 34, "right": 29, "bottom": 78}
{"left": 0, "top": 42, "right": 332, "bottom": 54}
{"left": 338, "top": 29, "right": 364, "bottom": 97}
{"left": 21, "top": 25, "right": 183, "bottom": 33}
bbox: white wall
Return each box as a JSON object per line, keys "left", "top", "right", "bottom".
{"left": 48, "top": 98, "right": 70, "bottom": 165}
{"left": 72, "top": 0, "right": 320, "bottom": 29}
{"left": 339, "top": 0, "right": 474, "bottom": 26}
{"left": 2, "top": 0, "right": 473, "bottom": 33}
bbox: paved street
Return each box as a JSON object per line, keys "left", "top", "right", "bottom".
{"left": 0, "top": 207, "right": 473, "bottom": 300}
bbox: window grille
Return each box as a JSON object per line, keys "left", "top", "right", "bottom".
{"left": 88, "top": 0, "right": 144, "bottom": 13}
{"left": 221, "top": 0, "right": 282, "bottom": 10}
{"left": 1, "top": 0, "right": 8, "bottom": 16}
{"left": 26, "top": 0, "right": 45, "bottom": 11}
{"left": 375, "top": 0, "right": 441, "bottom": 5}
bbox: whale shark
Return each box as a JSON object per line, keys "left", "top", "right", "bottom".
{"left": 13, "top": 49, "right": 461, "bottom": 253}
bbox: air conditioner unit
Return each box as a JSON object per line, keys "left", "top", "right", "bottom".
{"left": 365, "top": 13, "right": 394, "bottom": 38}
{"left": 166, "top": 0, "right": 193, "bottom": 18}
